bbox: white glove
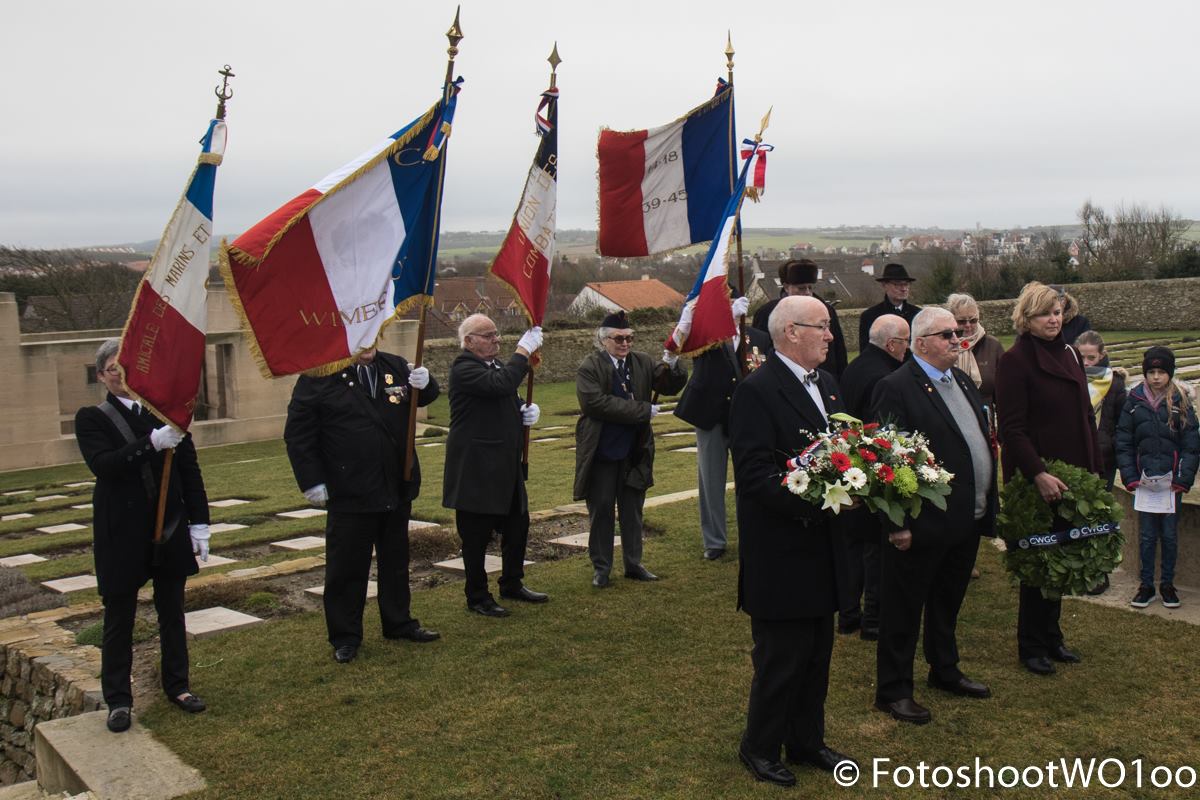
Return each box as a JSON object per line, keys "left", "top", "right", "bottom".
{"left": 676, "top": 303, "right": 695, "bottom": 336}
{"left": 521, "top": 403, "right": 541, "bottom": 426}
{"left": 650, "top": 404, "right": 661, "bottom": 418}
{"left": 517, "top": 326, "right": 543, "bottom": 354}
{"left": 662, "top": 350, "right": 679, "bottom": 367}
{"left": 189, "top": 524, "right": 210, "bottom": 562}
{"left": 150, "top": 425, "right": 184, "bottom": 451}
{"left": 303, "top": 484, "right": 328, "bottom": 507}
{"left": 731, "top": 296, "right": 750, "bottom": 319}
{"left": 408, "top": 366, "right": 430, "bottom": 390}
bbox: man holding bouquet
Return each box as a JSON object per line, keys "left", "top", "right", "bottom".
{"left": 729, "top": 296, "right": 858, "bottom": 787}
{"left": 869, "top": 307, "right": 996, "bottom": 724}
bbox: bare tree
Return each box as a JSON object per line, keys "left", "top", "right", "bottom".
{"left": 1076, "top": 200, "right": 1190, "bottom": 281}
{"left": 0, "top": 247, "right": 141, "bottom": 331}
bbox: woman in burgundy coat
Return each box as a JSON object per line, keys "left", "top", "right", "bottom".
{"left": 995, "top": 282, "right": 1101, "bottom": 676}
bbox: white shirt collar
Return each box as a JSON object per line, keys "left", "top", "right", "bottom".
{"left": 774, "top": 351, "right": 818, "bottom": 384}
{"left": 115, "top": 396, "right": 137, "bottom": 411}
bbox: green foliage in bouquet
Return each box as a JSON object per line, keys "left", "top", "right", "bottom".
{"left": 997, "top": 460, "right": 1124, "bottom": 599}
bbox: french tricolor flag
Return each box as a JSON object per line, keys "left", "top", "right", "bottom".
{"left": 222, "top": 83, "right": 460, "bottom": 378}
{"left": 666, "top": 139, "right": 765, "bottom": 357}
{"left": 597, "top": 81, "right": 734, "bottom": 257}
{"left": 118, "top": 118, "right": 226, "bottom": 430}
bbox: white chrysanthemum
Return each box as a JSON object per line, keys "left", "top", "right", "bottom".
{"left": 938, "top": 468, "right": 954, "bottom": 482}
{"left": 918, "top": 465, "right": 941, "bottom": 483}
{"left": 786, "top": 469, "right": 810, "bottom": 495}
{"left": 844, "top": 467, "right": 868, "bottom": 490}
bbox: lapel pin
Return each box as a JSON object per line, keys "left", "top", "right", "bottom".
{"left": 384, "top": 373, "right": 394, "bottom": 385}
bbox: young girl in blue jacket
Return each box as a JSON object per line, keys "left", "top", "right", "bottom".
{"left": 1116, "top": 346, "right": 1200, "bottom": 609}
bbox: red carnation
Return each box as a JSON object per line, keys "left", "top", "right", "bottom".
{"left": 863, "top": 422, "right": 880, "bottom": 431}
{"left": 874, "top": 438, "right": 893, "bottom": 450}
{"left": 857, "top": 448, "right": 878, "bottom": 463}
{"left": 877, "top": 464, "right": 895, "bottom": 483}
{"left": 830, "top": 452, "right": 852, "bottom": 472}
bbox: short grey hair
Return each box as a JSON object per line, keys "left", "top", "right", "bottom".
{"left": 868, "top": 315, "right": 907, "bottom": 349}
{"left": 766, "top": 304, "right": 790, "bottom": 345}
{"left": 95, "top": 338, "right": 120, "bottom": 371}
{"left": 909, "top": 307, "right": 956, "bottom": 349}
{"left": 594, "top": 327, "right": 617, "bottom": 350}
{"left": 457, "top": 313, "right": 493, "bottom": 348}
{"left": 945, "top": 293, "right": 978, "bottom": 318}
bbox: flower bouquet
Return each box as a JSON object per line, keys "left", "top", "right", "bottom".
{"left": 782, "top": 413, "right": 954, "bottom": 526}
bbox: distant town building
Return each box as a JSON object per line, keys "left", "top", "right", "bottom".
{"left": 567, "top": 277, "right": 686, "bottom": 316}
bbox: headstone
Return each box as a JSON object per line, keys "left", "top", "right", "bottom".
{"left": 34, "top": 495, "right": 68, "bottom": 502}
{"left": 70, "top": 504, "right": 92, "bottom": 510}
{"left": 660, "top": 431, "right": 694, "bottom": 437}
{"left": 1, "top": 513, "right": 33, "bottom": 522}
{"left": 42, "top": 575, "right": 98, "bottom": 594}
{"left": 419, "top": 442, "right": 444, "bottom": 448}
{"left": 36, "top": 523, "right": 87, "bottom": 534}
{"left": 550, "top": 533, "right": 615, "bottom": 550}
{"left": 197, "top": 555, "right": 238, "bottom": 569}
{"left": 209, "top": 523, "right": 248, "bottom": 534}
{"left": 0, "top": 554, "right": 47, "bottom": 568}
{"left": 270, "top": 536, "right": 326, "bottom": 552}
{"left": 433, "top": 555, "right": 533, "bottom": 577}
{"left": 672, "top": 446, "right": 698, "bottom": 453}
{"left": 209, "top": 498, "right": 251, "bottom": 508}
{"left": 276, "top": 508, "right": 327, "bottom": 519}
{"left": 532, "top": 437, "right": 561, "bottom": 443}
{"left": 305, "top": 581, "right": 377, "bottom": 598}
{"left": 63, "top": 481, "right": 95, "bottom": 489}
{"left": 409, "top": 520, "right": 440, "bottom": 530}
{"left": 184, "top": 607, "right": 264, "bottom": 639}
{"left": 1, "top": 490, "right": 31, "bottom": 497}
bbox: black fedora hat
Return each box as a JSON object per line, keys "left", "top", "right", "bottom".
{"left": 876, "top": 263, "right": 916, "bottom": 283}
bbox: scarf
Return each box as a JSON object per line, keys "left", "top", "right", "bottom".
{"left": 1083, "top": 357, "right": 1113, "bottom": 418}
{"left": 954, "top": 322, "right": 986, "bottom": 389}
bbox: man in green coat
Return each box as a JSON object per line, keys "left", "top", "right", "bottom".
{"left": 574, "top": 310, "right": 687, "bottom": 587}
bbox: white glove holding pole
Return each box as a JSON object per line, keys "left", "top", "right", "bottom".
{"left": 150, "top": 425, "right": 184, "bottom": 451}
{"left": 517, "top": 326, "right": 543, "bottom": 355}
{"left": 649, "top": 404, "right": 661, "bottom": 418}
{"left": 662, "top": 349, "right": 679, "bottom": 367}
{"left": 731, "top": 296, "right": 750, "bottom": 319}
{"left": 676, "top": 303, "right": 695, "bottom": 337}
{"left": 521, "top": 403, "right": 541, "bottom": 427}
{"left": 189, "top": 524, "right": 211, "bottom": 562}
{"left": 407, "top": 366, "right": 430, "bottom": 390}
{"left": 304, "top": 484, "right": 328, "bottom": 507}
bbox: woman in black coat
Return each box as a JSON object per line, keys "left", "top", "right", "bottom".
{"left": 995, "top": 283, "right": 1101, "bottom": 677}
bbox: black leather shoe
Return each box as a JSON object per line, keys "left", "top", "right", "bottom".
{"left": 106, "top": 706, "right": 131, "bottom": 733}
{"left": 788, "top": 746, "right": 858, "bottom": 772}
{"left": 1050, "top": 645, "right": 1081, "bottom": 664}
{"left": 467, "top": 600, "right": 510, "bottom": 618}
{"left": 860, "top": 625, "right": 880, "bottom": 641}
{"left": 592, "top": 572, "right": 610, "bottom": 588}
{"left": 500, "top": 586, "right": 549, "bottom": 603}
{"left": 333, "top": 645, "right": 358, "bottom": 664}
{"left": 169, "top": 692, "right": 207, "bottom": 713}
{"left": 703, "top": 548, "right": 725, "bottom": 561}
{"left": 738, "top": 746, "right": 796, "bottom": 787}
{"left": 875, "top": 698, "right": 932, "bottom": 724}
{"left": 928, "top": 674, "right": 992, "bottom": 699}
{"left": 387, "top": 627, "right": 441, "bottom": 643}
{"left": 837, "top": 618, "right": 862, "bottom": 635}
{"left": 624, "top": 567, "right": 659, "bottom": 581}
{"left": 1022, "top": 656, "right": 1055, "bottom": 675}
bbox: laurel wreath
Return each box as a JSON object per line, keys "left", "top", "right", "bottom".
{"left": 997, "top": 460, "right": 1125, "bottom": 599}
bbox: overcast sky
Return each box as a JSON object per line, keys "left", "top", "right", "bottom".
{"left": 5, "top": 0, "right": 1197, "bottom": 248}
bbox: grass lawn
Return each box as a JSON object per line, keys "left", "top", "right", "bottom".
{"left": 3, "top": 370, "right": 1199, "bottom": 798}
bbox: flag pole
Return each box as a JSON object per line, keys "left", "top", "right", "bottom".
{"left": 404, "top": 8, "right": 463, "bottom": 482}
{"left": 154, "top": 64, "right": 234, "bottom": 545}
{"left": 725, "top": 34, "right": 751, "bottom": 377}
{"left": 521, "top": 42, "right": 561, "bottom": 466}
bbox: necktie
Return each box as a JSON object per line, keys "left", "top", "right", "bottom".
{"left": 357, "top": 365, "right": 374, "bottom": 397}
{"left": 940, "top": 375, "right": 952, "bottom": 385}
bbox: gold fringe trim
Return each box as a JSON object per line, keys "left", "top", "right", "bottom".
{"left": 217, "top": 242, "right": 277, "bottom": 380}
{"left": 228, "top": 102, "right": 441, "bottom": 268}
{"left": 198, "top": 153, "right": 223, "bottom": 166}
{"left": 423, "top": 145, "right": 440, "bottom": 162}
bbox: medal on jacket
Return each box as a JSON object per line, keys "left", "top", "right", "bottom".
{"left": 385, "top": 385, "right": 409, "bottom": 403}
{"left": 384, "top": 373, "right": 394, "bottom": 385}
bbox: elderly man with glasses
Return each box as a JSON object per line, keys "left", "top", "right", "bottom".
{"left": 868, "top": 307, "right": 997, "bottom": 725}
{"left": 573, "top": 310, "right": 687, "bottom": 588}
{"left": 442, "top": 314, "right": 548, "bottom": 618}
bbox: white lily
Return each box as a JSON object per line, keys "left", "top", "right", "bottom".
{"left": 821, "top": 481, "right": 854, "bottom": 514}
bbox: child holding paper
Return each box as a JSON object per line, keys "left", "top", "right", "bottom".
{"left": 1116, "top": 346, "right": 1200, "bottom": 609}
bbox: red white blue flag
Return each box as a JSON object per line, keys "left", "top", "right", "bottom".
{"left": 597, "top": 80, "right": 735, "bottom": 257}
{"left": 665, "top": 138, "right": 767, "bottom": 357}
{"left": 221, "top": 81, "right": 461, "bottom": 377}
{"left": 117, "top": 118, "right": 227, "bottom": 430}
{"left": 489, "top": 85, "right": 557, "bottom": 326}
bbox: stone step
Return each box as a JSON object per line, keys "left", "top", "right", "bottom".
{"left": 36, "top": 524, "right": 87, "bottom": 535}
{"left": 196, "top": 555, "right": 238, "bottom": 569}
{"left": 184, "top": 607, "right": 264, "bottom": 639}
{"left": 433, "top": 555, "right": 534, "bottom": 577}
{"left": 0, "top": 554, "right": 47, "bottom": 568}
{"left": 34, "top": 710, "right": 206, "bottom": 799}
{"left": 270, "top": 536, "right": 325, "bottom": 552}
{"left": 42, "top": 576, "right": 98, "bottom": 594}
{"left": 208, "top": 498, "right": 250, "bottom": 508}
{"left": 208, "top": 523, "right": 247, "bottom": 534}
{"left": 305, "top": 581, "right": 377, "bottom": 599}
{"left": 276, "top": 508, "right": 326, "bottom": 520}
{"left": 1, "top": 513, "right": 34, "bottom": 522}
{"left": 549, "top": 532, "right": 615, "bottom": 550}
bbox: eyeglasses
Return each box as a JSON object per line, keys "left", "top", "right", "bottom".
{"left": 789, "top": 321, "right": 832, "bottom": 332}
{"left": 607, "top": 335, "right": 635, "bottom": 344}
{"left": 102, "top": 365, "right": 121, "bottom": 376}
{"left": 468, "top": 331, "right": 500, "bottom": 341}
{"left": 955, "top": 317, "right": 979, "bottom": 326}
{"left": 920, "top": 329, "right": 960, "bottom": 341}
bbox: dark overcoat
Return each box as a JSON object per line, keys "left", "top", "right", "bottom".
{"left": 442, "top": 351, "right": 529, "bottom": 515}
{"left": 840, "top": 343, "right": 902, "bottom": 421}
{"left": 729, "top": 355, "right": 845, "bottom": 619}
{"left": 870, "top": 360, "right": 998, "bottom": 548}
{"left": 284, "top": 351, "right": 437, "bottom": 513}
{"left": 573, "top": 350, "right": 687, "bottom": 501}
{"left": 75, "top": 394, "right": 209, "bottom": 597}
{"left": 674, "top": 327, "right": 772, "bottom": 432}
{"left": 995, "top": 333, "right": 1100, "bottom": 482}
{"left": 857, "top": 297, "right": 921, "bottom": 353}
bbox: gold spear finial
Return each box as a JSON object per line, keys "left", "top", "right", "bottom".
{"left": 214, "top": 65, "right": 234, "bottom": 120}
{"left": 548, "top": 42, "right": 562, "bottom": 89}
{"left": 725, "top": 31, "right": 735, "bottom": 77}
{"left": 446, "top": 6, "right": 464, "bottom": 61}
{"left": 756, "top": 106, "right": 773, "bottom": 142}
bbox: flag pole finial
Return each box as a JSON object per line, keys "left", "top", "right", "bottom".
{"left": 214, "top": 65, "right": 234, "bottom": 120}
{"left": 725, "top": 31, "right": 735, "bottom": 84}
{"left": 445, "top": 6, "right": 464, "bottom": 74}
{"left": 756, "top": 106, "right": 773, "bottom": 142}
{"left": 548, "top": 42, "right": 562, "bottom": 89}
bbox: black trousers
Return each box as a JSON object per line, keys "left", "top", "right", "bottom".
{"left": 1017, "top": 583, "right": 1064, "bottom": 660}
{"left": 324, "top": 504, "right": 418, "bottom": 648}
{"left": 101, "top": 574, "right": 188, "bottom": 709}
{"left": 455, "top": 488, "right": 528, "bottom": 605}
{"left": 833, "top": 507, "right": 882, "bottom": 629}
{"left": 743, "top": 615, "right": 833, "bottom": 761}
{"left": 585, "top": 457, "right": 646, "bottom": 577}
{"left": 876, "top": 534, "right": 979, "bottom": 704}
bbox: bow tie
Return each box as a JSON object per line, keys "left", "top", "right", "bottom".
{"left": 802, "top": 371, "right": 819, "bottom": 387}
